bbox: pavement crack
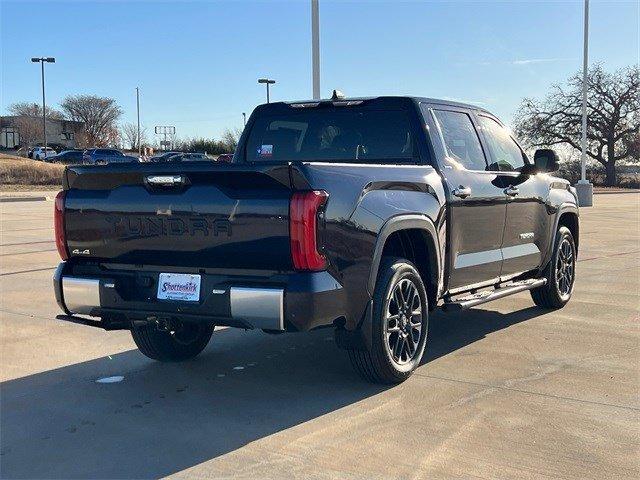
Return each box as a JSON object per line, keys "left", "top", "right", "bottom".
{"left": 0, "top": 266, "right": 56, "bottom": 276}
{"left": 414, "top": 372, "right": 640, "bottom": 412}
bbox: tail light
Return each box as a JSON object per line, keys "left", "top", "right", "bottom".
{"left": 54, "top": 190, "right": 68, "bottom": 260}
{"left": 290, "top": 190, "right": 328, "bottom": 271}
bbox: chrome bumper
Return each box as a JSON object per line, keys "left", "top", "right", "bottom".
{"left": 62, "top": 277, "right": 101, "bottom": 315}
{"left": 230, "top": 287, "right": 284, "bottom": 330}
{"left": 53, "top": 265, "right": 285, "bottom": 330}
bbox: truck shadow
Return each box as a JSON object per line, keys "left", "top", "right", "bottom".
{"left": 0, "top": 306, "right": 544, "bottom": 479}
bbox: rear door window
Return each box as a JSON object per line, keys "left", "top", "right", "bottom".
{"left": 432, "top": 110, "right": 488, "bottom": 171}
{"left": 246, "top": 108, "right": 416, "bottom": 163}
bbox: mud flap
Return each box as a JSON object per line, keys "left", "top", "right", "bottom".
{"left": 334, "top": 300, "right": 373, "bottom": 351}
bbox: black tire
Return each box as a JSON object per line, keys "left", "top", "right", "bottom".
{"left": 131, "top": 321, "right": 214, "bottom": 362}
{"left": 348, "top": 257, "right": 429, "bottom": 384}
{"left": 530, "top": 226, "right": 576, "bottom": 309}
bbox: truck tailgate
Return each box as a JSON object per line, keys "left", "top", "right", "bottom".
{"left": 63, "top": 163, "right": 294, "bottom": 270}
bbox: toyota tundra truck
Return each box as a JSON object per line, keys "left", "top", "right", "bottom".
{"left": 53, "top": 95, "right": 579, "bottom": 383}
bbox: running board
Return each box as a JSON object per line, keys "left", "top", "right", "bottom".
{"left": 442, "top": 278, "right": 547, "bottom": 311}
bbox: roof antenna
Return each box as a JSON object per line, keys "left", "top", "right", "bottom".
{"left": 331, "top": 89, "right": 345, "bottom": 100}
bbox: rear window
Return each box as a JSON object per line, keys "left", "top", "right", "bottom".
{"left": 245, "top": 108, "right": 416, "bottom": 163}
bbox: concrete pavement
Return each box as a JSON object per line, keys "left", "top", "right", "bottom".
{"left": 0, "top": 194, "right": 638, "bottom": 479}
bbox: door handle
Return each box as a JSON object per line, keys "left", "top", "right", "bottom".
{"left": 504, "top": 185, "right": 519, "bottom": 196}
{"left": 452, "top": 186, "right": 472, "bottom": 199}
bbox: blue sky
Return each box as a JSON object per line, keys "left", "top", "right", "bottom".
{"left": 1, "top": 0, "right": 638, "bottom": 141}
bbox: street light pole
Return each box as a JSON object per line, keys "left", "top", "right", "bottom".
{"left": 311, "top": 0, "right": 320, "bottom": 100}
{"left": 258, "top": 78, "right": 276, "bottom": 103}
{"left": 136, "top": 87, "right": 141, "bottom": 157}
{"left": 31, "top": 57, "right": 55, "bottom": 152}
{"left": 41, "top": 61, "right": 46, "bottom": 151}
{"left": 576, "top": 0, "right": 593, "bottom": 207}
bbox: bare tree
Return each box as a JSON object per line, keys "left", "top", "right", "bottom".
{"left": 104, "top": 126, "right": 121, "bottom": 148}
{"left": 12, "top": 117, "right": 40, "bottom": 147}
{"left": 60, "top": 95, "right": 123, "bottom": 147}
{"left": 514, "top": 64, "right": 639, "bottom": 186}
{"left": 221, "top": 127, "right": 243, "bottom": 152}
{"left": 8, "top": 101, "right": 64, "bottom": 120}
{"left": 8, "top": 102, "right": 65, "bottom": 146}
{"left": 74, "top": 130, "right": 91, "bottom": 149}
{"left": 121, "top": 123, "right": 147, "bottom": 150}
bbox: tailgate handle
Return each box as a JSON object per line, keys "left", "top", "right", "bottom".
{"left": 145, "top": 175, "right": 185, "bottom": 187}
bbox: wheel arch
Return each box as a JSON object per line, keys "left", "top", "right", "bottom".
{"left": 336, "top": 215, "right": 440, "bottom": 352}
{"left": 557, "top": 209, "right": 579, "bottom": 253}
{"left": 539, "top": 203, "right": 579, "bottom": 271}
{"left": 367, "top": 215, "right": 441, "bottom": 309}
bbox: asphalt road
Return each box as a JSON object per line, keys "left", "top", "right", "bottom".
{"left": 0, "top": 193, "right": 638, "bottom": 479}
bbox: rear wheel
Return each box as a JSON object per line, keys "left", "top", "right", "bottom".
{"left": 131, "top": 321, "right": 214, "bottom": 362}
{"left": 348, "top": 257, "right": 428, "bottom": 384}
{"left": 531, "top": 226, "right": 576, "bottom": 309}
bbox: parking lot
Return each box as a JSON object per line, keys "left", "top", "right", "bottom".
{"left": 0, "top": 192, "right": 638, "bottom": 479}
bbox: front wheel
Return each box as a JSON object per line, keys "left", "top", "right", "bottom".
{"left": 131, "top": 321, "right": 214, "bottom": 362}
{"left": 530, "top": 226, "right": 576, "bottom": 309}
{"left": 347, "top": 257, "right": 428, "bottom": 384}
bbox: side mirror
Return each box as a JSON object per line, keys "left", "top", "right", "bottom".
{"left": 533, "top": 149, "right": 560, "bottom": 173}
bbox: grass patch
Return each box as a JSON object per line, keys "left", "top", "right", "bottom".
{"left": 0, "top": 153, "right": 65, "bottom": 190}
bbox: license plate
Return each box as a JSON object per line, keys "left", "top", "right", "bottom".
{"left": 157, "top": 273, "right": 201, "bottom": 302}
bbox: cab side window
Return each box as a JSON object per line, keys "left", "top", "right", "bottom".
{"left": 432, "top": 110, "right": 487, "bottom": 171}
{"left": 477, "top": 116, "right": 527, "bottom": 172}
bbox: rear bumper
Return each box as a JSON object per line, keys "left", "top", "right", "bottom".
{"left": 53, "top": 262, "right": 345, "bottom": 332}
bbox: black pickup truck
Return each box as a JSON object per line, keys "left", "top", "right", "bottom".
{"left": 53, "top": 96, "right": 579, "bottom": 383}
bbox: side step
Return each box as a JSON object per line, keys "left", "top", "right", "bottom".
{"left": 442, "top": 278, "right": 547, "bottom": 311}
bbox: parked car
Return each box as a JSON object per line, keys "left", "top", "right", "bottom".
{"left": 170, "top": 153, "right": 211, "bottom": 162}
{"left": 49, "top": 150, "right": 84, "bottom": 164}
{"left": 32, "top": 147, "right": 57, "bottom": 160}
{"left": 15, "top": 146, "right": 30, "bottom": 158}
{"left": 52, "top": 95, "right": 579, "bottom": 384}
{"left": 216, "top": 153, "right": 234, "bottom": 162}
{"left": 149, "top": 151, "right": 182, "bottom": 162}
{"left": 48, "top": 143, "right": 69, "bottom": 153}
{"left": 27, "top": 146, "right": 40, "bottom": 158}
{"left": 82, "top": 148, "right": 138, "bottom": 165}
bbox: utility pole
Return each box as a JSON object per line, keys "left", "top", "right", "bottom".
{"left": 576, "top": 0, "right": 593, "bottom": 207}
{"left": 30, "top": 57, "right": 55, "bottom": 152}
{"left": 242, "top": 112, "right": 246, "bottom": 127}
{"left": 136, "top": 87, "right": 141, "bottom": 157}
{"left": 311, "top": 0, "right": 320, "bottom": 99}
{"left": 258, "top": 78, "right": 276, "bottom": 103}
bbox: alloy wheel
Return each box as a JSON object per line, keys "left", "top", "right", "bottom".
{"left": 555, "top": 237, "right": 575, "bottom": 297}
{"left": 384, "top": 278, "right": 424, "bottom": 365}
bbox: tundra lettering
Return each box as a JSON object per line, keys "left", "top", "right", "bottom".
{"left": 105, "top": 215, "right": 232, "bottom": 238}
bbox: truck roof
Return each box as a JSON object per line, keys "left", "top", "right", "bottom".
{"left": 276, "top": 95, "right": 491, "bottom": 114}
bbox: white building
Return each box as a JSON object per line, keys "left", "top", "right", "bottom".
{"left": 0, "top": 116, "right": 84, "bottom": 149}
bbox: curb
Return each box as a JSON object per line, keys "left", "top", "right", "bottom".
{"left": 593, "top": 190, "right": 639, "bottom": 195}
{"left": 0, "top": 196, "right": 52, "bottom": 203}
